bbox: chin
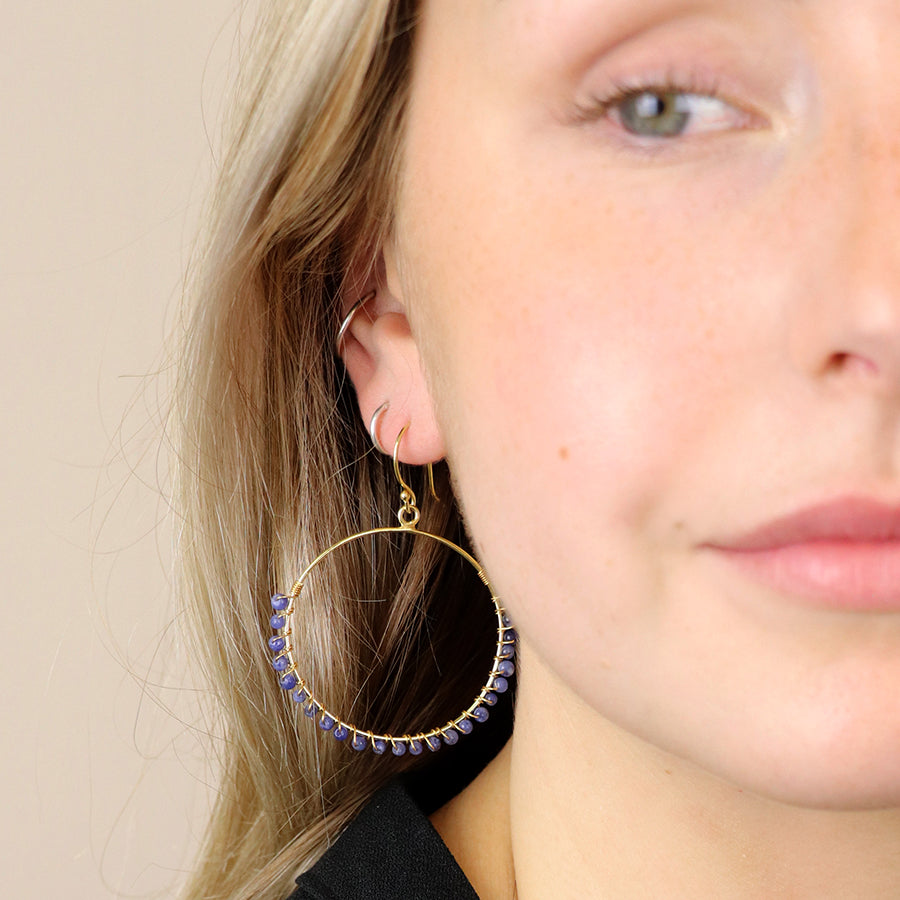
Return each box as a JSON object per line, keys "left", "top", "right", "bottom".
{"left": 634, "top": 688, "right": 900, "bottom": 813}
{"left": 742, "top": 767, "right": 900, "bottom": 812}
{"left": 708, "top": 719, "right": 900, "bottom": 811}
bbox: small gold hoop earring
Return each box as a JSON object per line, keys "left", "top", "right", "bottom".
{"left": 267, "top": 425, "right": 516, "bottom": 756}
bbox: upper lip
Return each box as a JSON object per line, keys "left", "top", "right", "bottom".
{"left": 708, "top": 496, "right": 900, "bottom": 551}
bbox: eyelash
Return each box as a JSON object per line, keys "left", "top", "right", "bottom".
{"left": 574, "top": 66, "right": 755, "bottom": 159}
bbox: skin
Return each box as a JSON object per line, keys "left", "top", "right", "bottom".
{"left": 342, "top": 0, "right": 900, "bottom": 895}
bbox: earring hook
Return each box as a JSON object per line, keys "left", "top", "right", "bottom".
{"left": 393, "top": 425, "right": 417, "bottom": 524}
{"left": 392, "top": 424, "right": 439, "bottom": 519}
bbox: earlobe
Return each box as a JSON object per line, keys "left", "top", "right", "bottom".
{"left": 337, "top": 254, "right": 446, "bottom": 466}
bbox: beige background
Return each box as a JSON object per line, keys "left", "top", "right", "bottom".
{"left": 2, "top": 3, "right": 249, "bottom": 896}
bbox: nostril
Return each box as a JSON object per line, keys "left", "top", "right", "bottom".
{"left": 832, "top": 352, "right": 879, "bottom": 376}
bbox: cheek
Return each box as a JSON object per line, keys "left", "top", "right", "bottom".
{"left": 400, "top": 149, "right": 750, "bottom": 554}
{"left": 397, "top": 95, "right": 768, "bottom": 555}
{"left": 400, "top": 170, "right": 738, "bottom": 663}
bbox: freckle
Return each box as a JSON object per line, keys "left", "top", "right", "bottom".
{"left": 664, "top": 769, "right": 672, "bottom": 776}
{"left": 558, "top": 446, "right": 569, "bottom": 460}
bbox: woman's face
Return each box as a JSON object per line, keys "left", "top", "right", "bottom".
{"left": 388, "top": 0, "right": 900, "bottom": 807}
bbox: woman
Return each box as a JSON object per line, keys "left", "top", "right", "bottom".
{"left": 176, "top": 1, "right": 900, "bottom": 897}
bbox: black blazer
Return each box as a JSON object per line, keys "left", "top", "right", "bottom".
{"left": 287, "top": 779, "right": 480, "bottom": 899}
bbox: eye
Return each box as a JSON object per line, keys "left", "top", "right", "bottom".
{"left": 576, "top": 68, "right": 761, "bottom": 152}
{"left": 612, "top": 87, "right": 733, "bottom": 138}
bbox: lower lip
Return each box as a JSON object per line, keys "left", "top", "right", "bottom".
{"left": 710, "top": 540, "right": 900, "bottom": 611}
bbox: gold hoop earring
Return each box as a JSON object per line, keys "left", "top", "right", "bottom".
{"left": 267, "top": 426, "right": 517, "bottom": 756}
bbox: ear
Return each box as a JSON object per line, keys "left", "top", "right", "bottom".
{"left": 338, "top": 245, "right": 446, "bottom": 465}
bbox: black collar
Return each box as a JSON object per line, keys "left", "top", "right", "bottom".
{"left": 288, "top": 779, "right": 480, "bottom": 900}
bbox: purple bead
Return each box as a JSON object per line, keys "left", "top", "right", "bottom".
{"left": 279, "top": 673, "right": 298, "bottom": 691}
{"left": 490, "top": 675, "right": 509, "bottom": 694}
{"left": 268, "top": 636, "right": 286, "bottom": 653}
{"left": 350, "top": 733, "right": 367, "bottom": 751}
{"left": 292, "top": 688, "right": 309, "bottom": 704}
{"left": 501, "top": 613, "right": 512, "bottom": 627}
{"left": 270, "top": 593, "right": 290, "bottom": 611}
{"left": 408, "top": 739, "right": 424, "bottom": 755}
{"left": 425, "top": 735, "right": 441, "bottom": 752}
{"left": 471, "top": 706, "right": 489, "bottom": 723}
{"left": 391, "top": 741, "right": 407, "bottom": 756}
{"left": 496, "top": 659, "right": 515, "bottom": 677}
{"left": 456, "top": 719, "right": 474, "bottom": 735}
{"left": 498, "top": 643, "right": 515, "bottom": 659}
{"left": 482, "top": 691, "right": 498, "bottom": 707}
{"left": 272, "top": 656, "right": 289, "bottom": 672}
{"left": 372, "top": 739, "right": 388, "bottom": 755}
{"left": 504, "top": 628, "right": 518, "bottom": 642}
{"left": 270, "top": 614, "right": 286, "bottom": 630}
{"left": 304, "top": 702, "right": 318, "bottom": 718}
{"left": 319, "top": 714, "right": 335, "bottom": 731}
{"left": 442, "top": 729, "right": 459, "bottom": 746}
{"left": 333, "top": 724, "right": 349, "bottom": 741}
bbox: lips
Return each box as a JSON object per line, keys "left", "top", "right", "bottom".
{"left": 704, "top": 496, "right": 900, "bottom": 610}
{"left": 712, "top": 497, "right": 900, "bottom": 551}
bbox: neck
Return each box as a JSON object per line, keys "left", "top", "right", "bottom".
{"left": 433, "top": 644, "right": 900, "bottom": 899}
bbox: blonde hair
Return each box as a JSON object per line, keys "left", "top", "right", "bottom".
{"left": 175, "top": 2, "right": 500, "bottom": 898}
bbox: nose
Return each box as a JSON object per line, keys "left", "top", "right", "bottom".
{"left": 824, "top": 168, "right": 900, "bottom": 392}
{"left": 788, "top": 61, "right": 900, "bottom": 397}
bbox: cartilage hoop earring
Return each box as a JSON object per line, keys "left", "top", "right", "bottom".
{"left": 336, "top": 288, "right": 376, "bottom": 353}
{"left": 267, "top": 426, "right": 517, "bottom": 756}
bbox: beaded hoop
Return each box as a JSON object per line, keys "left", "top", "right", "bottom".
{"left": 267, "top": 426, "right": 517, "bottom": 756}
